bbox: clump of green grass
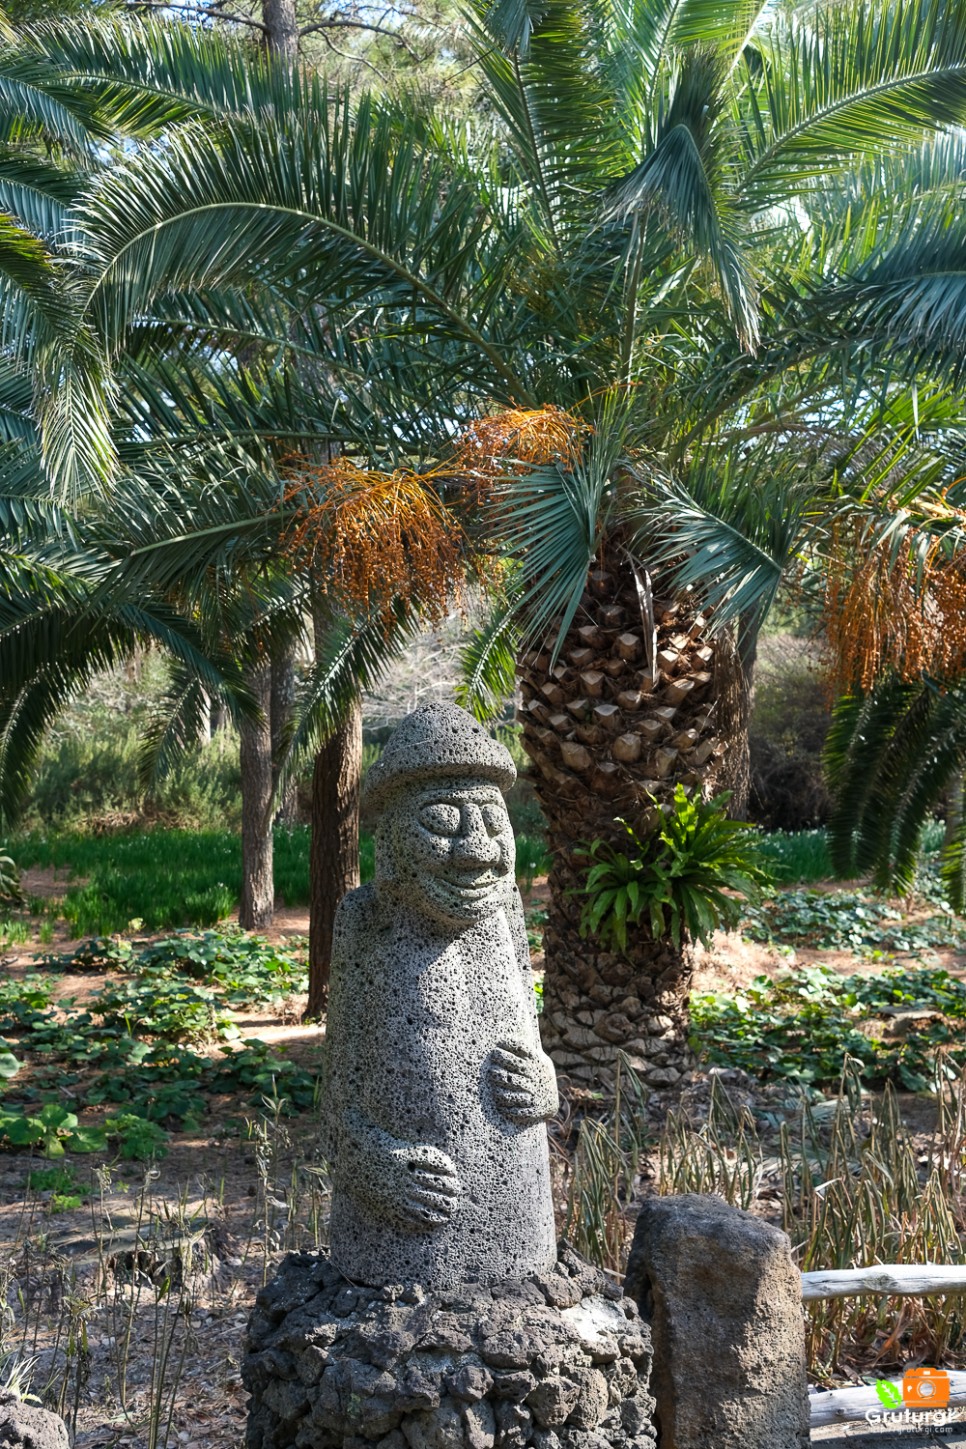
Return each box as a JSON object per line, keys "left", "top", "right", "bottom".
{"left": 13, "top": 827, "right": 319, "bottom": 934}
{"left": 757, "top": 828, "right": 834, "bottom": 883}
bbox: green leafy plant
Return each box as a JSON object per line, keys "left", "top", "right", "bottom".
{"left": 93, "top": 977, "right": 238, "bottom": 1043}
{"left": 692, "top": 965, "right": 966, "bottom": 1089}
{"left": 579, "top": 787, "right": 768, "bottom": 950}
{"left": 134, "top": 931, "right": 306, "bottom": 1004}
{"left": 0, "top": 1102, "right": 102, "bottom": 1157}
{"left": 0, "top": 845, "right": 21, "bottom": 906}
{"left": 103, "top": 1113, "right": 170, "bottom": 1160}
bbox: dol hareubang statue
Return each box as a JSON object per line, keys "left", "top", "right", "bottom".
{"left": 322, "top": 701, "right": 559, "bottom": 1289}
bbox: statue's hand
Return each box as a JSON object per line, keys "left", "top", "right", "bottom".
{"left": 488, "top": 1042, "right": 559, "bottom": 1125}
{"left": 385, "top": 1142, "right": 461, "bottom": 1228}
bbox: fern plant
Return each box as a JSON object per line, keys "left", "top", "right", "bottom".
{"left": 578, "top": 787, "right": 768, "bottom": 950}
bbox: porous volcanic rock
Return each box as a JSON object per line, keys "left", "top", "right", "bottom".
{"left": 0, "top": 1390, "right": 70, "bottom": 1449}
{"left": 244, "top": 1245, "right": 656, "bottom": 1449}
{"left": 624, "top": 1193, "right": 809, "bottom": 1449}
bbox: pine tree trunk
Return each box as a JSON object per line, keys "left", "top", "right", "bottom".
{"left": 262, "top": 0, "right": 298, "bottom": 57}
{"left": 306, "top": 696, "right": 362, "bottom": 1018}
{"left": 519, "top": 547, "right": 740, "bottom": 1091}
{"left": 239, "top": 658, "right": 275, "bottom": 930}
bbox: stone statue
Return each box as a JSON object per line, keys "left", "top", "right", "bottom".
{"left": 322, "top": 701, "right": 559, "bottom": 1289}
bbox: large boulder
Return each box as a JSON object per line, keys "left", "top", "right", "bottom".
{"left": 623, "top": 1194, "right": 809, "bottom": 1449}
{"left": 0, "top": 1390, "right": 70, "bottom": 1449}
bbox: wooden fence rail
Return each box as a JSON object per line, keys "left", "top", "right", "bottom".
{"left": 801, "top": 1264, "right": 966, "bottom": 1428}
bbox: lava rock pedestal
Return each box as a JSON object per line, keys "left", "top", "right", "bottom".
{"left": 244, "top": 1245, "right": 656, "bottom": 1449}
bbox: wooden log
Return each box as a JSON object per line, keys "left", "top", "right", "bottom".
{"left": 612, "top": 733, "right": 642, "bottom": 764}
{"left": 694, "top": 644, "right": 714, "bottom": 666}
{"left": 540, "top": 680, "right": 565, "bottom": 706}
{"left": 593, "top": 703, "right": 622, "bottom": 732}
{"left": 569, "top": 647, "right": 595, "bottom": 668}
{"left": 616, "top": 690, "right": 642, "bottom": 711}
{"left": 809, "top": 1372, "right": 966, "bottom": 1427}
{"left": 577, "top": 624, "right": 602, "bottom": 648}
{"left": 580, "top": 670, "right": 605, "bottom": 697}
{"left": 523, "top": 650, "right": 550, "bottom": 670}
{"left": 599, "top": 604, "right": 624, "bottom": 629}
{"left": 638, "top": 671, "right": 660, "bottom": 694}
{"left": 691, "top": 670, "right": 713, "bottom": 696}
{"left": 802, "top": 1264, "right": 966, "bottom": 1302}
{"left": 551, "top": 663, "right": 570, "bottom": 682}
{"left": 547, "top": 712, "right": 570, "bottom": 734}
{"left": 617, "top": 632, "right": 642, "bottom": 661}
{"left": 664, "top": 677, "right": 695, "bottom": 706}
{"left": 669, "top": 632, "right": 690, "bottom": 652}
{"left": 672, "top": 729, "right": 698, "bottom": 750}
{"left": 559, "top": 740, "right": 593, "bottom": 772}
{"left": 566, "top": 698, "right": 591, "bottom": 721}
{"left": 534, "top": 728, "right": 557, "bottom": 750}
{"left": 651, "top": 706, "right": 677, "bottom": 727}
{"left": 526, "top": 700, "right": 552, "bottom": 725}
{"left": 602, "top": 659, "right": 625, "bottom": 677}
{"left": 656, "top": 648, "right": 679, "bottom": 673}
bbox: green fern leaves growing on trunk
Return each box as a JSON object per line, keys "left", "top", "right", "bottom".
{"left": 578, "top": 785, "right": 768, "bottom": 951}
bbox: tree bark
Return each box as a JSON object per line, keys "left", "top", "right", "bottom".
{"left": 262, "top": 0, "right": 298, "bottom": 57}
{"left": 239, "top": 657, "right": 275, "bottom": 930}
{"left": 271, "top": 644, "right": 299, "bottom": 825}
{"left": 306, "top": 695, "right": 362, "bottom": 1018}
{"left": 518, "top": 542, "right": 743, "bottom": 1090}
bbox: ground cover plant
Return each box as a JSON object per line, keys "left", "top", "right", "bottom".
{"left": 692, "top": 965, "right": 966, "bottom": 1091}
{"left": 0, "top": 931, "right": 316, "bottom": 1161}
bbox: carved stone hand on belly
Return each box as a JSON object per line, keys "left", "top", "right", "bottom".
{"left": 385, "top": 1142, "right": 461, "bottom": 1229}
{"left": 488, "top": 1042, "right": 559, "bottom": 1125}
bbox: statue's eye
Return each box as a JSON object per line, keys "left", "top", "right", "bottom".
{"left": 480, "top": 804, "right": 508, "bottom": 837}
{"left": 419, "top": 803, "right": 462, "bottom": 836}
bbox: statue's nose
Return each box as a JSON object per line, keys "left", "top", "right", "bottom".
{"left": 454, "top": 804, "right": 500, "bottom": 865}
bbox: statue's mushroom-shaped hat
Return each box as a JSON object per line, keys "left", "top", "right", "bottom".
{"left": 363, "top": 701, "right": 516, "bottom": 816}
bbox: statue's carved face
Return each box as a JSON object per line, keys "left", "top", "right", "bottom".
{"left": 380, "top": 778, "right": 515, "bottom": 927}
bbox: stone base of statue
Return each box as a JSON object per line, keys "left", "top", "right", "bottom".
{"left": 243, "top": 1244, "right": 656, "bottom": 1449}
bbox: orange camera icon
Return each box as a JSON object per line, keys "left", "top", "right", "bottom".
{"left": 903, "top": 1366, "right": 950, "bottom": 1408}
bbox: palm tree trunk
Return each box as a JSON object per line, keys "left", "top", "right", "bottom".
{"left": 271, "top": 644, "right": 299, "bottom": 825}
{"left": 239, "top": 658, "right": 275, "bottom": 930}
{"left": 518, "top": 547, "right": 739, "bottom": 1090}
{"left": 306, "top": 696, "right": 362, "bottom": 1018}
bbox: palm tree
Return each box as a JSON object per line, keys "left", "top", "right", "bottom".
{"left": 22, "top": 1, "right": 966, "bottom": 1086}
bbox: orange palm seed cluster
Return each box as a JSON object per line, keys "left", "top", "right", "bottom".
{"left": 282, "top": 459, "right": 466, "bottom": 626}
{"left": 826, "top": 524, "right": 966, "bottom": 692}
